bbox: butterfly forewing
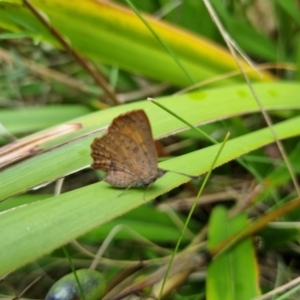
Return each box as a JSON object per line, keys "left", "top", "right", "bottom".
{"left": 108, "top": 111, "right": 159, "bottom": 173}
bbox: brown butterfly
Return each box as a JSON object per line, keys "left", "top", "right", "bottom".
{"left": 90, "top": 110, "right": 197, "bottom": 190}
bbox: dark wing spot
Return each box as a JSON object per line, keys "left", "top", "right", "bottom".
{"left": 133, "top": 146, "right": 139, "bottom": 153}
{"left": 109, "top": 161, "right": 118, "bottom": 171}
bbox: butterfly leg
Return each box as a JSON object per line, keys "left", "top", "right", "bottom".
{"left": 117, "top": 183, "right": 136, "bottom": 198}
{"left": 117, "top": 182, "right": 153, "bottom": 201}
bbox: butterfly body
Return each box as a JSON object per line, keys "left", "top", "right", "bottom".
{"left": 91, "top": 110, "right": 166, "bottom": 188}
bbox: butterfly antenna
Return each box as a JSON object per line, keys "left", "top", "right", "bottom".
{"left": 160, "top": 169, "right": 200, "bottom": 180}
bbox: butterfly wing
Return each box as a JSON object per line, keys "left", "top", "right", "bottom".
{"left": 109, "top": 110, "right": 159, "bottom": 173}
{"left": 91, "top": 135, "right": 138, "bottom": 187}
{"left": 91, "top": 110, "right": 161, "bottom": 187}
